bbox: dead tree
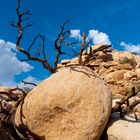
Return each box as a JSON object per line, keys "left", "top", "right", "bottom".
{"left": 10, "top": 0, "right": 77, "bottom": 74}
{"left": 78, "top": 33, "right": 91, "bottom": 65}
{"left": 83, "top": 44, "right": 112, "bottom": 65}
{"left": 9, "top": 0, "right": 114, "bottom": 74}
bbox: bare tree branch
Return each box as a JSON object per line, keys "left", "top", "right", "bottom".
{"left": 78, "top": 33, "right": 86, "bottom": 65}
{"left": 111, "top": 87, "right": 140, "bottom": 121}
{"left": 10, "top": 0, "right": 76, "bottom": 74}
{"left": 9, "top": 0, "right": 55, "bottom": 73}
{"left": 53, "top": 19, "right": 72, "bottom": 69}
{"left": 77, "top": 33, "right": 91, "bottom": 65}
{"left": 112, "top": 87, "right": 137, "bottom": 113}
{"left": 83, "top": 44, "right": 111, "bottom": 65}
{"left": 22, "top": 80, "right": 37, "bottom": 86}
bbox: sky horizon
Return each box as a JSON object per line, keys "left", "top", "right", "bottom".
{"left": 0, "top": 0, "right": 140, "bottom": 87}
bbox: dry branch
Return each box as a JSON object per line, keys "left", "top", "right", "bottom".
{"left": 112, "top": 87, "right": 140, "bottom": 121}
{"left": 112, "top": 87, "right": 136, "bottom": 113}
{"left": 83, "top": 44, "right": 112, "bottom": 65}
{"left": 10, "top": 0, "right": 76, "bottom": 74}
{"left": 22, "top": 80, "right": 37, "bottom": 86}
{"left": 78, "top": 33, "right": 92, "bottom": 65}
{"left": 78, "top": 33, "right": 86, "bottom": 65}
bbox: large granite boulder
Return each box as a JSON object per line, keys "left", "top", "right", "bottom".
{"left": 15, "top": 66, "right": 112, "bottom": 140}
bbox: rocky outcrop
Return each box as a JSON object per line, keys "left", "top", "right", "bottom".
{"left": 15, "top": 66, "right": 112, "bottom": 140}
{"left": 0, "top": 86, "right": 25, "bottom": 140}
{"left": 58, "top": 44, "right": 140, "bottom": 96}
{"left": 111, "top": 51, "right": 135, "bottom": 61}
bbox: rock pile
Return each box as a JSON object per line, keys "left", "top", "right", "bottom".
{"left": 0, "top": 86, "right": 26, "bottom": 140}
{"left": 58, "top": 44, "right": 140, "bottom": 97}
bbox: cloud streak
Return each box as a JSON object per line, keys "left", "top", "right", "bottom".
{"left": 120, "top": 41, "right": 140, "bottom": 54}
{"left": 70, "top": 29, "right": 82, "bottom": 40}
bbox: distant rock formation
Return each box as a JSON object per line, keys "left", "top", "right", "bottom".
{"left": 58, "top": 44, "right": 140, "bottom": 97}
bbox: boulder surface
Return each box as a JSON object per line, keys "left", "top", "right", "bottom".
{"left": 15, "top": 66, "right": 112, "bottom": 140}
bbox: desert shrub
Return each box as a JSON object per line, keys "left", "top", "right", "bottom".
{"left": 119, "top": 57, "right": 136, "bottom": 66}
{"left": 136, "top": 86, "right": 140, "bottom": 93}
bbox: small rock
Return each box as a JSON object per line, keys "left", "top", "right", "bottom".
{"left": 105, "top": 70, "right": 127, "bottom": 83}
{"left": 87, "top": 44, "right": 111, "bottom": 54}
{"left": 61, "top": 59, "right": 71, "bottom": 64}
{"left": 105, "top": 113, "right": 140, "bottom": 140}
{"left": 124, "top": 71, "right": 136, "bottom": 80}
{"left": 135, "top": 68, "right": 140, "bottom": 78}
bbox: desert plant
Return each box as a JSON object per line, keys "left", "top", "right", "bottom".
{"left": 119, "top": 57, "right": 136, "bottom": 66}
{"left": 135, "top": 86, "right": 140, "bottom": 94}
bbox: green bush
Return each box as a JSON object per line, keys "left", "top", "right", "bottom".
{"left": 119, "top": 57, "right": 136, "bottom": 66}
{"left": 136, "top": 86, "right": 140, "bottom": 93}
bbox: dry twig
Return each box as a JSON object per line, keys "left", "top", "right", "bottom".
{"left": 112, "top": 87, "right": 140, "bottom": 121}
{"left": 22, "top": 80, "right": 37, "bottom": 86}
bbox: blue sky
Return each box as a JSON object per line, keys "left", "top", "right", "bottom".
{"left": 0, "top": 0, "right": 140, "bottom": 86}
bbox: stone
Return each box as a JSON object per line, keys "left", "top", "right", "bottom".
{"left": 99, "top": 68, "right": 107, "bottom": 75}
{"left": 61, "top": 59, "right": 71, "bottom": 64}
{"left": 134, "top": 55, "right": 140, "bottom": 64}
{"left": 57, "top": 64, "right": 64, "bottom": 68}
{"left": 82, "top": 50, "right": 87, "bottom": 55}
{"left": 104, "top": 113, "right": 140, "bottom": 140}
{"left": 66, "top": 62, "right": 77, "bottom": 66}
{"left": 112, "top": 99, "right": 121, "bottom": 107}
{"left": 70, "top": 55, "right": 88, "bottom": 64}
{"left": 136, "top": 104, "right": 140, "bottom": 113}
{"left": 15, "top": 66, "right": 112, "bottom": 140}
{"left": 124, "top": 71, "right": 136, "bottom": 80}
{"left": 128, "top": 96, "right": 140, "bottom": 113}
{"left": 135, "top": 68, "right": 140, "bottom": 78}
{"left": 71, "top": 57, "right": 78, "bottom": 63}
{"left": 112, "top": 94, "right": 124, "bottom": 100}
{"left": 112, "top": 51, "right": 135, "bottom": 61}
{"left": 102, "top": 61, "right": 118, "bottom": 68}
{"left": 105, "top": 70, "right": 128, "bottom": 83}
{"left": 116, "top": 63, "right": 133, "bottom": 70}
{"left": 87, "top": 44, "right": 110, "bottom": 54}
{"left": 0, "top": 86, "right": 12, "bottom": 92}
{"left": 95, "top": 51, "right": 111, "bottom": 62}
{"left": 103, "top": 98, "right": 140, "bottom": 140}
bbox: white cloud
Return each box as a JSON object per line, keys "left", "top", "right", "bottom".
{"left": 70, "top": 29, "right": 111, "bottom": 45}
{"left": 88, "top": 30, "right": 111, "bottom": 45}
{"left": 120, "top": 41, "right": 140, "bottom": 54}
{"left": 0, "top": 39, "right": 33, "bottom": 86}
{"left": 18, "top": 76, "right": 40, "bottom": 89}
{"left": 23, "top": 76, "right": 40, "bottom": 84}
{"left": 70, "top": 29, "right": 82, "bottom": 40}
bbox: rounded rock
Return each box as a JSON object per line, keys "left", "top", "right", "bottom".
{"left": 15, "top": 66, "right": 112, "bottom": 140}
